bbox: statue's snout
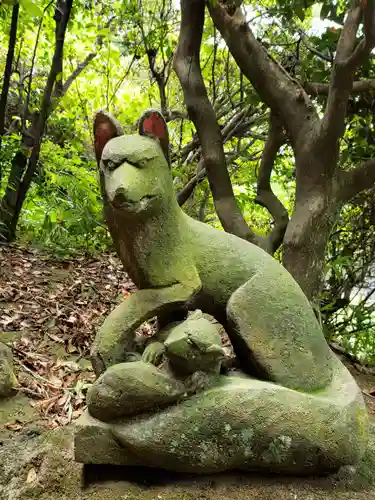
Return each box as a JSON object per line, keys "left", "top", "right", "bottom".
{"left": 105, "top": 165, "right": 131, "bottom": 206}
{"left": 110, "top": 187, "right": 128, "bottom": 207}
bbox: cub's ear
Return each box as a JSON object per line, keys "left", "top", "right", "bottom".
{"left": 138, "top": 109, "right": 170, "bottom": 166}
{"left": 93, "top": 111, "right": 124, "bottom": 165}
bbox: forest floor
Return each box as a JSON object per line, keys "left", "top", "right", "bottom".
{"left": 1, "top": 243, "right": 375, "bottom": 500}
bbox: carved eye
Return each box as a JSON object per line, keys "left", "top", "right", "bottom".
{"left": 106, "top": 160, "right": 117, "bottom": 170}
{"left": 125, "top": 157, "right": 141, "bottom": 168}
{"left": 137, "top": 159, "right": 147, "bottom": 168}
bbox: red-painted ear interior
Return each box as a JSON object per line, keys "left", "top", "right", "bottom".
{"left": 138, "top": 110, "right": 170, "bottom": 165}
{"left": 140, "top": 112, "right": 167, "bottom": 140}
{"left": 93, "top": 112, "right": 121, "bottom": 165}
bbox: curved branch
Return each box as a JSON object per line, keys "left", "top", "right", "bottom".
{"left": 165, "top": 109, "right": 188, "bottom": 122}
{"left": 346, "top": 0, "right": 375, "bottom": 67}
{"left": 206, "top": 1, "right": 319, "bottom": 146}
{"left": 300, "top": 35, "right": 333, "bottom": 63}
{"left": 336, "top": 159, "right": 375, "bottom": 202}
{"left": 17, "top": 0, "right": 74, "bottom": 208}
{"left": 173, "top": 0, "right": 261, "bottom": 246}
{"left": 177, "top": 147, "right": 260, "bottom": 207}
{"left": 304, "top": 79, "right": 375, "bottom": 95}
{"left": 176, "top": 107, "right": 260, "bottom": 207}
{"left": 321, "top": 2, "right": 375, "bottom": 144}
{"left": 255, "top": 113, "right": 289, "bottom": 254}
{"left": 146, "top": 50, "right": 169, "bottom": 117}
{"left": 58, "top": 53, "right": 96, "bottom": 97}
{"left": 177, "top": 160, "right": 206, "bottom": 207}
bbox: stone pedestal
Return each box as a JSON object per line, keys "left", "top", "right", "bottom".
{"left": 74, "top": 411, "right": 142, "bottom": 466}
{"left": 75, "top": 364, "right": 369, "bottom": 475}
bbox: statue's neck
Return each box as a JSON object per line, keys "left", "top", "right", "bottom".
{"left": 113, "top": 198, "right": 194, "bottom": 288}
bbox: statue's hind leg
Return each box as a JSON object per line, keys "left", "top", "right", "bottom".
{"left": 226, "top": 264, "right": 336, "bottom": 392}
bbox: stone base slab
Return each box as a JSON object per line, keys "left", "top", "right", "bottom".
{"left": 74, "top": 411, "right": 141, "bottom": 466}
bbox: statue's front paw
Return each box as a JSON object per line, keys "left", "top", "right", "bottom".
{"left": 142, "top": 342, "right": 165, "bottom": 366}
{"left": 90, "top": 352, "right": 106, "bottom": 378}
{"left": 185, "top": 371, "right": 215, "bottom": 394}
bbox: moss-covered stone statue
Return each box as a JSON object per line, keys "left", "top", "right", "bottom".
{"left": 74, "top": 109, "right": 369, "bottom": 475}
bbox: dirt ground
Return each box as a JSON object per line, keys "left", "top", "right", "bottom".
{"left": 1, "top": 244, "right": 375, "bottom": 500}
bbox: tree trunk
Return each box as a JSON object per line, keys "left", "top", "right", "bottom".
{"left": 283, "top": 206, "right": 336, "bottom": 303}
{"left": 282, "top": 145, "right": 339, "bottom": 303}
{"left": 0, "top": 2, "right": 20, "bottom": 182}
{"left": 0, "top": 149, "right": 27, "bottom": 243}
{"left": 0, "top": 0, "right": 74, "bottom": 243}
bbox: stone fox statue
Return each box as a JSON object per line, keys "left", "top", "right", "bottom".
{"left": 92, "top": 109, "right": 335, "bottom": 392}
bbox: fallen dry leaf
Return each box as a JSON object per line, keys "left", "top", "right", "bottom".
{"left": 5, "top": 422, "right": 23, "bottom": 431}
{"left": 0, "top": 244, "right": 138, "bottom": 427}
{"left": 26, "top": 468, "right": 37, "bottom": 483}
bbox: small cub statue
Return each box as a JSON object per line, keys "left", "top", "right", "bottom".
{"left": 87, "top": 310, "right": 225, "bottom": 422}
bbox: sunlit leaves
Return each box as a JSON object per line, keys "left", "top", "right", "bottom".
{"left": 19, "top": 0, "right": 42, "bottom": 17}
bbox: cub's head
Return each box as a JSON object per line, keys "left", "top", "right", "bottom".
{"left": 93, "top": 110, "right": 173, "bottom": 218}
{"left": 164, "top": 315, "right": 225, "bottom": 376}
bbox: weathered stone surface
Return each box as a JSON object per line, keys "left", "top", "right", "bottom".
{"left": 0, "top": 342, "right": 17, "bottom": 398}
{"left": 91, "top": 116, "right": 335, "bottom": 391}
{"left": 86, "top": 361, "right": 186, "bottom": 422}
{"left": 83, "top": 111, "right": 369, "bottom": 476}
{"left": 163, "top": 310, "right": 224, "bottom": 375}
{"left": 74, "top": 411, "right": 142, "bottom": 465}
{"left": 141, "top": 310, "right": 224, "bottom": 374}
{"left": 87, "top": 313, "right": 228, "bottom": 423}
{"left": 2, "top": 413, "right": 375, "bottom": 500}
{"left": 76, "top": 358, "right": 368, "bottom": 474}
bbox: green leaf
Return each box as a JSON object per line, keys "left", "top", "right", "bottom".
{"left": 19, "top": 0, "right": 42, "bottom": 17}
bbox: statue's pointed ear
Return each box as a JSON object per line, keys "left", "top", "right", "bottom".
{"left": 93, "top": 111, "right": 124, "bottom": 165}
{"left": 138, "top": 109, "right": 170, "bottom": 166}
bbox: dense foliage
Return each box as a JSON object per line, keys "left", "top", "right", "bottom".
{"left": 0, "top": 0, "right": 374, "bottom": 363}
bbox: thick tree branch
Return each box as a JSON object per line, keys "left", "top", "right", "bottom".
{"left": 255, "top": 113, "right": 289, "bottom": 254}
{"left": 347, "top": 0, "right": 375, "bottom": 67}
{"left": 304, "top": 79, "right": 375, "bottom": 95}
{"left": 321, "top": 2, "right": 375, "bottom": 143}
{"left": 336, "top": 6, "right": 362, "bottom": 61}
{"left": 174, "top": 0, "right": 262, "bottom": 246}
{"left": 206, "top": 1, "right": 319, "bottom": 146}
{"left": 336, "top": 159, "right": 375, "bottom": 202}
